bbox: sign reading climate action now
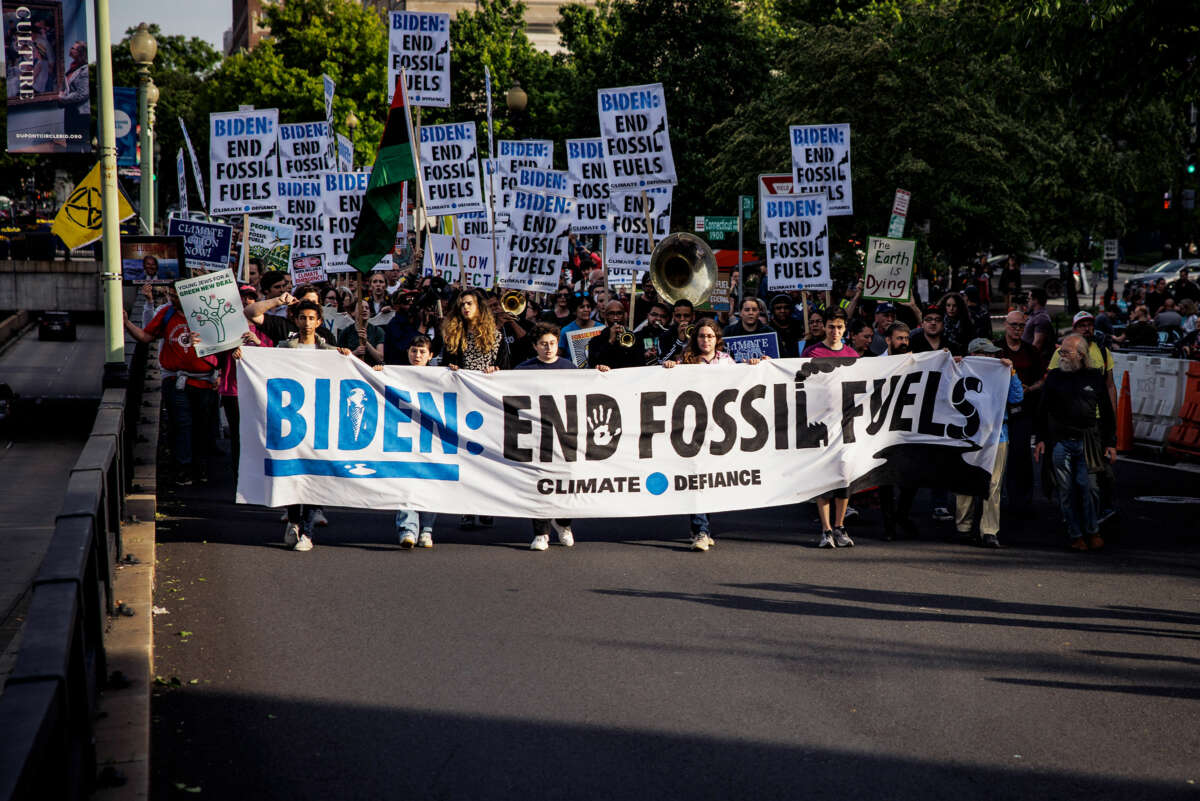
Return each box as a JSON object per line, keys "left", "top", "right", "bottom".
{"left": 597, "top": 83, "right": 677, "bottom": 191}
{"left": 210, "top": 109, "right": 280, "bottom": 215}
{"left": 567, "top": 138, "right": 611, "bottom": 234}
{"left": 167, "top": 218, "right": 233, "bottom": 274}
{"left": 236, "top": 350, "right": 1009, "bottom": 517}
{"left": 763, "top": 193, "right": 830, "bottom": 291}
{"left": 387, "top": 11, "right": 450, "bottom": 107}
{"left": 419, "top": 121, "right": 482, "bottom": 216}
{"left": 789, "top": 123, "right": 852, "bottom": 216}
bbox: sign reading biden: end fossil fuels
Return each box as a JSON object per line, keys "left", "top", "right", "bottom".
{"left": 387, "top": 11, "right": 450, "bottom": 107}
{"left": 789, "top": 124, "right": 852, "bottom": 216}
{"left": 763, "top": 194, "right": 830, "bottom": 291}
{"left": 597, "top": 83, "right": 676, "bottom": 191}
{"left": 210, "top": 109, "right": 280, "bottom": 216}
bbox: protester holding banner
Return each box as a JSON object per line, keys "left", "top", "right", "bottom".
{"left": 382, "top": 293, "right": 443, "bottom": 365}
{"left": 848, "top": 320, "right": 874, "bottom": 357}
{"left": 557, "top": 295, "right": 597, "bottom": 355}
{"left": 589, "top": 300, "right": 646, "bottom": 369}
{"left": 802, "top": 309, "right": 858, "bottom": 359}
{"left": 380, "top": 336, "right": 440, "bottom": 549}
{"left": 877, "top": 323, "right": 921, "bottom": 541}
{"left": 910, "top": 305, "right": 963, "bottom": 356}
{"left": 218, "top": 284, "right": 276, "bottom": 483}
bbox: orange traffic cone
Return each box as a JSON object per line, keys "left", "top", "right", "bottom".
{"left": 1116, "top": 371, "right": 1134, "bottom": 452}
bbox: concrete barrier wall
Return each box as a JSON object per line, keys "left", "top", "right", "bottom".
{"left": 0, "top": 261, "right": 102, "bottom": 312}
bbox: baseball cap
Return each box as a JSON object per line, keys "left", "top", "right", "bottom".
{"left": 1072, "top": 311, "right": 1094, "bottom": 326}
{"left": 875, "top": 302, "right": 896, "bottom": 315}
{"left": 923, "top": 305, "right": 944, "bottom": 317}
{"left": 967, "top": 337, "right": 1002, "bottom": 354}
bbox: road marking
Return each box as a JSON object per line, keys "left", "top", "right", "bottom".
{"left": 1132, "top": 496, "right": 1200, "bottom": 504}
{"left": 1117, "top": 456, "right": 1200, "bottom": 474}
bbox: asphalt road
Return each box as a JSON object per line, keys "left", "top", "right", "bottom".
{"left": 150, "top": 455, "right": 1200, "bottom": 801}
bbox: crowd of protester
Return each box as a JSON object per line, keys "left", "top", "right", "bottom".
{"left": 122, "top": 238, "right": 1149, "bottom": 558}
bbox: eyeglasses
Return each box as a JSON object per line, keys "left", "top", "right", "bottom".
{"left": 1006, "top": 322, "right": 1026, "bottom": 328}
{"left": 923, "top": 316, "right": 943, "bottom": 322}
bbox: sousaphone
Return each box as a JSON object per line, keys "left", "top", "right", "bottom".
{"left": 648, "top": 232, "right": 718, "bottom": 307}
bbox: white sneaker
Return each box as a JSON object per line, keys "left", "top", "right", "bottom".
{"left": 530, "top": 534, "right": 550, "bottom": 551}
{"left": 551, "top": 520, "right": 575, "bottom": 547}
{"left": 284, "top": 522, "right": 300, "bottom": 547}
{"left": 690, "top": 533, "right": 710, "bottom": 552}
{"left": 932, "top": 506, "right": 953, "bottom": 522}
{"left": 703, "top": 533, "right": 716, "bottom": 548}
{"left": 399, "top": 531, "right": 416, "bottom": 549}
{"left": 311, "top": 509, "right": 329, "bottom": 527}
{"left": 417, "top": 529, "right": 433, "bottom": 548}
{"left": 818, "top": 530, "right": 836, "bottom": 548}
{"left": 833, "top": 527, "right": 854, "bottom": 548}
{"left": 294, "top": 534, "right": 313, "bottom": 552}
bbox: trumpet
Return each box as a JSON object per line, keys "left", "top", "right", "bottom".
{"left": 500, "top": 290, "right": 526, "bottom": 317}
{"left": 682, "top": 324, "right": 696, "bottom": 340}
{"left": 618, "top": 330, "right": 636, "bottom": 348}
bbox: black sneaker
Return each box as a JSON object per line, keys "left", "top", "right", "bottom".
{"left": 478, "top": 516, "right": 495, "bottom": 527}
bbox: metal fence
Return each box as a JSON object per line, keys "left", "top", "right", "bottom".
{"left": 0, "top": 342, "right": 147, "bottom": 800}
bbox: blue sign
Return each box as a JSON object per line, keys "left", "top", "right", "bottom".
{"left": 114, "top": 87, "right": 139, "bottom": 166}
{"left": 167, "top": 218, "right": 234, "bottom": 273}
{"left": 724, "top": 332, "right": 780, "bottom": 363}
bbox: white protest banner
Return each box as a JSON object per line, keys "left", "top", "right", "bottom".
{"left": 494, "top": 140, "right": 553, "bottom": 226}
{"left": 177, "top": 149, "right": 188, "bottom": 215}
{"left": 418, "top": 121, "right": 483, "bottom": 216}
{"left": 789, "top": 123, "right": 852, "bottom": 216}
{"left": 275, "top": 178, "right": 325, "bottom": 256}
{"left": 422, "top": 232, "right": 461, "bottom": 283}
{"left": 236, "top": 349, "right": 1009, "bottom": 517}
{"left": 567, "top": 324, "right": 605, "bottom": 367}
{"left": 606, "top": 186, "right": 672, "bottom": 278}
{"left": 423, "top": 232, "right": 500, "bottom": 287}
{"left": 243, "top": 218, "right": 296, "bottom": 272}
{"left": 176, "top": 269, "right": 249, "bottom": 357}
{"left": 291, "top": 253, "right": 326, "bottom": 286}
{"left": 278, "top": 121, "right": 335, "bottom": 178}
{"left": 763, "top": 193, "right": 830, "bottom": 291}
{"left": 321, "top": 171, "right": 387, "bottom": 272}
{"left": 209, "top": 109, "right": 281, "bottom": 216}
{"left": 516, "top": 167, "right": 572, "bottom": 198}
{"left": 504, "top": 190, "right": 573, "bottom": 293}
{"left": 863, "top": 236, "right": 916, "bottom": 302}
{"left": 322, "top": 74, "right": 335, "bottom": 122}
{"left": 597, "top": 83, "right": 676, "bottom": 191}
{"left": 387, "top": 11, "right": 451, "bottom": 107}
{"left": 179, "top": 117, "right": 208, "bottom": 212}
{"left": 567, "top": 138, "right": 611, "bottom": 234}
{"left": 167, "top": 218, "right": 233, "bottom": 274}
{"left": 336, "top": 134, "right": 354, "bottom": 173}
{"left": 458, "top": 211, "right": 490, "bottom": 237}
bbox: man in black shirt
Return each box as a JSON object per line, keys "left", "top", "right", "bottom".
{"left": 589, "top": 300, "right": 647, "bottom": 369}
{"left": 909, "top": 306, "right": 963, "bottom": 355}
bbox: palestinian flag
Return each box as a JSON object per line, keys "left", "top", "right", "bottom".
{"left": 347, "top": 76, "right": 417, "bottom": 274}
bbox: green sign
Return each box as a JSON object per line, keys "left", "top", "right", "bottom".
{"left": 705, "top": 216, "right": 739, "bottom": 233}
{"left": 741, "top": 196, "right": 754, "bottom": 218}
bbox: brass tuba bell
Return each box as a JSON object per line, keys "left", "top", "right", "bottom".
{"left": 500, "top": 290, "right": 527, "bottom": 318}
{"left": 648, "top": 232, "right": 718, "bottom": 307}
{"left": 618, "top": 330, "right": 636, "bottom": 348}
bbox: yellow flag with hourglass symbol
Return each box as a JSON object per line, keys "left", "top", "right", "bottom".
{"left": 51, "top": 163, "right": 136, "bottom": 250}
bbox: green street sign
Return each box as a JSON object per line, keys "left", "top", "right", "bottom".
{"left": 705, "top": 216, "right": 739, "bottom": 233}
{"left": 741, "top": 196, "right": 754, "bottom": 218}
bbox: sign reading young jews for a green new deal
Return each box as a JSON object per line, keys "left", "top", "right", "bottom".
{"left": 419, "top": 122, "right": 483, "bottom": 216}
{"left": 863, "top": 236, "right": 916, "bottom": 301}
{"left": 175, "top": 269, "right": 249, "bottom": 357}
{"left": 387, "top": 11, "right": 450, "bottom": 107}
{"left": 762, "top": 193, "right": 830, "bottom": 291}
{"left": 789, "top": 124, "right": 852, "bottom": 216}
{"left": 243, "top": 218, "right": 295, "bottom": 272}
{"left": 597, "top": 83, "right": 676, "bottom": 191}
{"left": 209, "top": 109, "right": 280, "bottom": 215}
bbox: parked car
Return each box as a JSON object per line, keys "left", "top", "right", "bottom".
{"left": 37, "top": 311, "right": 76, "bottom": 342}
{"left": 986, "top": 254, "right": 1087, "bottom": 299}
{"left": 1122, "top": 259, "right": 1200, "bottom": 295}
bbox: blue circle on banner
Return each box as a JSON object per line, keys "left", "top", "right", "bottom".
{"left": 646, "top": 472, "right": 669, "bottom": 495}
{"left": 465, "top": 411, "right": 484, "bottom": 430}
{"left": 466, "top": 441, "right": 484, "bottom": 455}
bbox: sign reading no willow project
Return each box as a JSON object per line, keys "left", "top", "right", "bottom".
{"left": 236, "top": 350, "right": 1009, "bottom": 518}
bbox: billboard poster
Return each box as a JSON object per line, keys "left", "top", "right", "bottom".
{"left": 120, "top": 235, "right": 186, "bottom": 286}
{"left": 3, "top": 0, "right": 92, "bottom": 153}
{"left": 114, "top": 86, "right": 138, "bottom": 166}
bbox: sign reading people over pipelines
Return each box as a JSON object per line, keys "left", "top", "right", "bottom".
{"left": 597, "top": 83, "right": 677, "bottom": 191}
{"left": 278, "top": 121, "right": 335, "bottom": 178}
{"left": 762, "top": 193, "right": 830, "bottom": 291}
{"left": 606, "top": 186, "right": 671, "bottom": 281}
{"left": 863, "top": 236, "right": 916, "bottom": 301}
{"left": 418, "top": 121, "right": 483, "bottom": 216}
{"left": 566, "top": 138, "right": 611, "bottom": 235}
{"left": 236, "top": 350, "right": 1010, "bottom": 518}
{"left": 275, "top": 178, "right": 325, "bottom": 256}
{"left": 789, "top": 124, "right": 852, "bottom": 216}
{"left": 167, "top": 218, "right": 233, "bottom": 274}
{"left": 502, "top": 189, "right": 573, "bottom": 293}
{"left": 243, "top": 218, "right": 295, "bottom": 272}
{"left": 175, "top": 269, "right": 249, "bottom": 358}
{"left": 387, "top": 10, "right": 450, "bottom": 107}
{"left": 209, "top": 109, "right": 280, "bottom": 215}
{"left": 2, "top": 0, "right": 91, "bottom": 153}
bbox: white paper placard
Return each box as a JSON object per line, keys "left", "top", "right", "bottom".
{"left": 209, "top": 109, "right": 281, "bottom": 215}
{"left": 387, "top": 11, "right": 451, "bottom": 107}
{"left": 789, "top": 123, "right": 852, "bottom": 216}
{"left": 762, "top": 193, "right": 830, "bottom": 291}
{"left": 597, "top": 83, "right": 676, "bottom": 191}
{"left": 175, "top": 268, "right": 249, "bottom": 356}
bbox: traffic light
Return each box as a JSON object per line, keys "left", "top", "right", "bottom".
{"left": 1164, "top": 191, "right": 1172, "bottom": 210}
{"left": 1188, "top": 152, "right": 1197, "bottom": 175}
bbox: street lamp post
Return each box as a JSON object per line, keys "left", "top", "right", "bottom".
{"left": 146, "top": 79, "right": 158, "bottom": 228}
{"left": 345, "top": 111, "right": 359, "bottom": 170}
{"left": 94, "top": 0, "right": 125, "bottom": 385}
{"left": 129, "top": 23, "right": 157, "bottom": 234}
{"left": 506, "top": 81, "right": 527, "bottom": 137}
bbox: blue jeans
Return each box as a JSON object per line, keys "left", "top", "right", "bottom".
{"left": 163, "top": 379, "right": 218, "bottom": 475}
{"left": 395, "top": 509, "right": 438, "bottom": 535}
{"left": 690, "top": 513, "right": 709, "bottom": 535}
{"left": 1051, "top": 439, "right": 1097, "bottom": 540}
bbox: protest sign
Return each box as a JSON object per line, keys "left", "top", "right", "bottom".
{"left": 697, "top": 266, "right": 734, "bottom": 313}
{"left": 236, "top": 349, "right": 1010, "bottom": 517}
{"left": 387, "top": 10, "right": 450, "bottom": 107}
{"left": 274, "top": 178, "right": 325, "bottom": 255}
{"left": 336, "top": 134, "right": 354, "bottom": 173}
{"left": 176, "top": 269, "right": 249, "bottom": 357}
{"left": 209, "top": 108, "right": 280, "bottom": 215}
{"left": 321, "top": 171, "right": 388, "bottom": 272}
{"left": 177, "top": 149, "right": 188, "bottom": 215}
{"left": 597, "top": 83, "right": 676, "bottom": 191}
{"left": 167, "top": 218, "right": 233, "bottom": 274}
{"left": 418, "top": 121, "right": 483, "bottom": 215}
{"left": 567, "top": 324, "right": 605, "bottom": 367}
{"left": 179, "top": 117, "right": 208, "bottom": 212}
{"left": 762, "top": 193, "right": 830, "bottom": 291}
{"left": 516, "top": 167, "right": 572, "bottom": 198}
{"left": 503, "top": 189, "right": 572, "bottom": 293}
{"left": 243, "top": 218, "right": 295, "bottom": 272}
{"left": 278, "top": 121, "right": 335, "bottom": 178}
{"left": 493, "top": 140, "right": 553, "bottom": 226}
{"left": 724, "top": 332, "right": 780, "bottom": 363}
{"left": 422, "top": 232, "right": 500, "bottom": 287}
{"left": 566, "top": 138, "right": 611, "bottom": 234}
{"left": 606, "top": 187, "right": 671, "bottom": 280}
{"left": 758, "top": 173, "right": 793, "bottom": 241}
{"left": 863, "top": 236, "right": 915, "bottom": 301}
{"left": 291, "top": 253, "right": 326, "bottom": 286}
{"left": 322, "top": 74, "right": 335, "bottom": 122}
{"left": 458, "top": 211, "right": 490, "bottom": 237}
{"left": 121, "top": 236, "right": 185, "bottom": 285}
{"left": 789, "top": 124, "right": 852, "bottom": 216}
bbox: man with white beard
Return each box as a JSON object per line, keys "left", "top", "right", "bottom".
{"left": 1034, "top": 334, "right": 1116, "bottom": 552}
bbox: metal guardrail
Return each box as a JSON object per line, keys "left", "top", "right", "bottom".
{"left": 0, "top": 342, "right": 147, "bottom": 800}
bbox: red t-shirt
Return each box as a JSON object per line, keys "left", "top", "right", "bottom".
{"left": 144, "top": 305, "right": 217, "bottom": 389}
